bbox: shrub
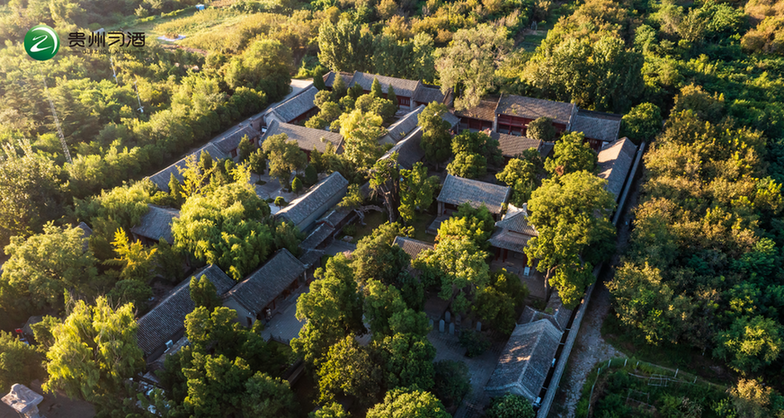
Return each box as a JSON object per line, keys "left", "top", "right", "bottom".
{"left": 433, "top": 360, "right": 471, "bottom": 408}
{"left": 459, "top": 330, "right": 490, "bottom": 358}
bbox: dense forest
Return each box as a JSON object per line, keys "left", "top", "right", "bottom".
{"left": 1, "top": 0, "right": 784, "bottom": 416}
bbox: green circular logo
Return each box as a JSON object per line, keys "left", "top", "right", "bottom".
{"left": 24, "top": 24, "right": 60, "bottom": 61}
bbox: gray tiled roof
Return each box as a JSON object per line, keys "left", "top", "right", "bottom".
{"left": 267, "top": 85, "right": 318, "bottom": 123}
{"left": 485, "top": 319, "right": 563, "bottom": 402}
{"left": 300, "top": 223, "right": 335, "bottom": 249}
{"left": 539, "top": 142, "right": 555, "bottom": 159}
{"left": 298, "top": 248, "right": 324, "bottom": 269}
{"left": 495, "top": 205, "right": 538, "bottom": 236}
{"left": 455, "top": 97, "right": 499, "bottom": 121}
{"left": 442, "top": 111, "right": 460, "bottom": 129}
{"left": 414, "top": 86, "right": 446, "bottom": 104}
{"left": 437, "top": 174, "right": 511, "bottom": 215}
{"left": 381, "top": 127, "right": 425, "bottom": 170}
{"left": 263, "top": 120, "right": 344, "bottom": 154}
{"left": 317, "top": 208, "right": 353, "bottom": 228}
{"left": 488, "top": 229, "right": 533, "bottom": 253}
{"left": 77, "top": 222, "right": 92, "bottom": 238}
{"left": 214, "top": 125, "right": 259, "bottom": 154}
{"left": 324, "top": 71, "right": 355, "bottom": 88}
{"left": 597, "top": 138, "right": 638, "bottom": 200}
{"left": 392, "top": 236, "right": 434, "bottom": 260}
{"left": 130, "top": 205, "right": 179, "bottom": 244}
{"left": 350, "top": 72, "right": 420, "bottom": 98}
{"left": 571, "top": 110, "right": 621, "bottom": 143}
{"left": 276, "top": 172, "right": 349, "bottom": 227}
{"left": 496, "top": 95, "right": 575, "bottom": 125}
{"left": 382, "top": 105, "right": 425, "bottom": 144}
{"left": 147, "top": 143, "right": 229, "bottom": 192}
{"left": 136, "top": 265, "right": 234, "bottom": 357}
{"left": 221, "top": 249, "right": 305, "bottom": 314}
{"left": 490, "top": 132, "right": 542, "bottom": 158}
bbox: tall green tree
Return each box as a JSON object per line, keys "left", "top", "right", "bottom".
{"left": 292, "top": 254, "right": 365, "bottom": 366}
{"left": 435, "top": 24, "right": 512, "bottom": 110}
{"left": 544, "top": 132, "right": 597, "bottom": 176}
{"left": 369, "top": 154, "right": 401, "bottom": 222}
{"left": 526, "top": 117, "right": 557, "bottom": 142}
{"left": 351, "top": 222, "right": 413, "bottom": 286}
{"left": 172, "top": 180, "right": 273, "bottom": 280}
{"left": 225, "top": 39, "right": 292, "bottom": 102}
{"left": 43, "top": 298, "right": 144, "bottom": 413}
{"left": 525, "top": 171, "right": 616, "bottom": 307}
{"left": 339, "top": 109, "right": 385, "bottom": 171}
{"left": 418, "top": 103, "right": 453, "bottom": 167}
{"left": 484, "top": 393, "right": 536, "bottom": 418}
{"left": 317, "top": 336, "right": 383, "bottom": 406}
{"left": 262, "top": 133, "right": 308, "bottom": 186}
{"left": 399, "top": 162, "right": 439, "bottom": 223}
{"left": 620, "top": 102, "right": 663, "bottom": 143}
{"left": 713, "top": 315, "right": 783, "bottom": 373}
{"left": 496, "top": 149, "right": 544, "bottom": 206}
{"left": 0, "top": 147, "right": 65, "bottom": 246}
{"left": 106, "top": 228, "right": 157, "bottom": 282}
{"left": 364, "top": 280, "right": 407, "bottom": 338}
{"left": 318, "top": 19, "right": 373, "bottom": 72}
{"left": 366, "top": 387, "right": 450, "bottom": 418}
{"left": 190, "top": 275, "right": 222, "bottom": 311}
{"left": 238, "top": 135, "right": 255, "bottom": 162}
{"left": 311, "top": 403, "right": 350, "bottom": 418}
{"left": 0, "top": 331, "right": 44, "bottom": 393}
{"left": 1, "top": 223, "right": 100, "bottom": 312}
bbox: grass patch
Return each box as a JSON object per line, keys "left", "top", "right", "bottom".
{"left": 602, "top": 313, "right": 734, "bottom": 385}
{"left": 409, "top": 212, "right": 437, "bottom": 243}
{"left": 346, "top": 210, "right": 387, "bottom": 243}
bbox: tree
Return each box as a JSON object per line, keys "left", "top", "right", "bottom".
{"left": 387, "top": 85, "right": 398, "bottom": 112}
{"left": 474, "top": 269, "right": 528, "bottom": 334}
{"left": 106, "top": 228, "right": 157, "bottom": 282}
{"left": 318, "top": 19, "right": 373, "bottom": 72}
{"left": 447, "top": 152, "right": 487, "bottom": 179}
{"left": 339, "top": 109, "right": 385, "bottom": 171}
{"left": 0, "top": 148, "right": 65, "bottom": 246}
{"left": 0, "top": 331, "right": 44, "bottom": 393}
{"left": 436, "top": 202, "right": 496, "bottom": 249}
{"left": 713, "top": 315, "right": 783, "bottom": 373}
{"left": 432, "top": 360, "right": 470, "bottom": 409}
{"left": 172, "top": 180, "right": 274, "bottom": 280}
{"left": 620, "top": 102, "right": 663, "bottom": 143}
{"left": 544, "top": 132, "right": 597, "bottom": 176}
{"left": 496, "top": 149, "right": 543, "bottom": 206}
{"left": 366, "top": 387, "right": 450, "bottom": 418}
{"left": 332, "top": 73, "right": 348, "bottom": 100}
{"left": 274, "top": 196, "right": 287, "bottom": 208}
{"left": 225, "top": 39, "right": 292, "bottom": 102}
{"left": 262, "top": 133, "right": 307, "bottom": 185}
{"left": 311, "top": 402, "right": 350, "bottom": 418}
{"left": 248, "top": 148, "right": 267, "bottom": 174}
{"left": 369, "top": 154, "right": 401, "bottom": 222}
{"left": 525, "top": 171, "right": 616, "bottom": 307}
{"left": 238, "top": 135, "right": 255, "bottom": 162}
{"left": 274, "top": 221, "right": 303, "bottom": 256}
{"left": 449, "top": 130, "right": 503, "bottom": 176}
{"left": 155, "top": 239, "right": 185, "bottom": 284}
{"left": 399, "top": 162, "right": 439, "bottom": 223}
{"left": 364, "top": 280, "right": 407, "bottom": 337}
{"left": 523, "top": 36, "right": 644, "bottom": 113}
{"left": 242, "top": 372, "right": 298, "bottom": 418}
{"left": 374, "top": 332, "right": 436, "bottom": 391}
{"left": 169, "top": 172, "right": 186, "bottom": 206}
{"left": 435, "top": 24, "right": 512, "bottom": 110}
{"left": 371, "top": 78, "right": 383, "bottom": 98}
{"left": 413, "top": 237, "right": 490, "bottom": 313}
{"left": 43, "top": 298, "right": 144, "bottom": 413}
{"left": 351, "top": 222, "right": 413, "bottom": 286}
{"left": 526, "top": 117, "right": 557, "bottom": 141}
{"left": 292, "top": 255, "right": 365, "bottom": 366}
{"left": 1, "top": 223, "right": 100, "bottom": 312}
{"left": 418, "top": 103, "right": 453, "bottom": 167}
{"left": 304, "top": 164, "right": 318, "bottom": 186}
{"left": 317, "top": 336, "right": 382, "bottom": 405}
{"left": 292, "top": 177, "right": 304, "bottom": 195}
{"left": 484, "top": 393, "right": 535, "bottom": 418}
{"left": 190, "top": 275, "right": 222, "bottom": 311}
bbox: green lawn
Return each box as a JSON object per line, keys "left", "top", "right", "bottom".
{"left": 344, "top": 210, "right": 388, "bottom": 244}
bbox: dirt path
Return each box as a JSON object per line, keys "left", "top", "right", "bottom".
{"left": 550, "top": 173, "right": 644, "bottom": 418}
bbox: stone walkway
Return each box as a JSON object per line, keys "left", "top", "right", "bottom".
{"left": 261, "top": 287, "right": 309, "bottom": 344}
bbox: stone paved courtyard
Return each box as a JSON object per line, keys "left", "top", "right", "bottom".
{"left": 427, "top": 327, "right": 507, "bottom": 418}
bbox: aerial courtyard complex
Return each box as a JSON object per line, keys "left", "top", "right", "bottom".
{"left": 1, "top": 0, "right": 783, "bottom": 417}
